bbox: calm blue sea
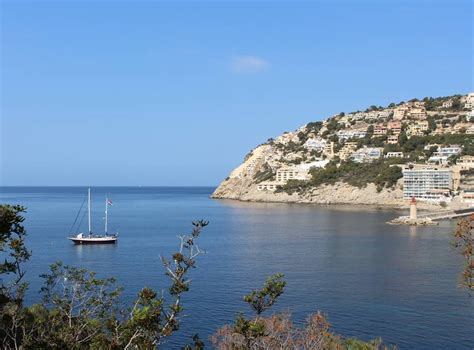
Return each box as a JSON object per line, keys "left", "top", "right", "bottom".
{"left": 0, "top": 187, "right": 473, "bottom": 349}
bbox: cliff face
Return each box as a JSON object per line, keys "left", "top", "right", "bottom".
{"left": 211, "top": 140, "right": 406, "bottom": 207}
{"left": 213, "top": 172, "right": 405, "bottom": 207}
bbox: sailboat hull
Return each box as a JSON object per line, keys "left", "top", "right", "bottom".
{"left": 69, "top": 236, "right": 118, "bottom": 245}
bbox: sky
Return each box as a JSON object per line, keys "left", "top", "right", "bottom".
{"left": 1, "top": 0, "right": 472, "bottom": 186}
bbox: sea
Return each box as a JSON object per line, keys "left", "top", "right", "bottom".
{"left": 0, "top": 186, "right": 473, "bottom": 349}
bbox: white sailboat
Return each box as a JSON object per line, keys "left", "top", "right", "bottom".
{"left": 68, "top": 188, "right": 118, "bottom": 245}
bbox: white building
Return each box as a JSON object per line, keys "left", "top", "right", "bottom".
{"left": 465, "top": 93, "right": 474, "bottom": 109}
{"left": 337, "top": 128, "right": 367, "bottom": 141}
{"left": 387, "top": 135, "right": 399, "bottom": 144}
{"left": 297, "top": 159, "right": 330, "bottom": 170}
{"left": 350, "top": 147, "right": 382, "bottom": 163}
{"left": 304, "top": 137, "right": 326, "bottom": 151}
{"left": 442, "top": 100, "right": 453, "bottom": 109}
{"left": 385, "top": 152, "right": 404, "bottom": 158}
{"left": 276, "top": 167, "right": 310, "bottom": 183}
{"left": 257, "top": 182, "right": 278, "bottom": 191}
{"left": 402, "top": 165, "right": 452, "bottom": 202}
{"left": 436, "top": 145, "right": 462, "bottom": 158}
{"left": 467, "top": 110, "right": 474, "bottom": 122}
{"left": 428, "top": 155, "right": 449, "bottom": 165}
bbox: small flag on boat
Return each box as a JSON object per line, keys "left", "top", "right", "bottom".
{"left": 107, "top": 199, "right": 113, "bottom": 206}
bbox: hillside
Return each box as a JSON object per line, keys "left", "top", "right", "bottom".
{"left": 212, "top": 93, "right": 474, "bottom": 208}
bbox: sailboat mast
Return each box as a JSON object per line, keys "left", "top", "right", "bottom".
{"left": 88, "top": 188, "right": 91, "bottom": 234}
{"left": 105, "top": 197, "right": 108, "bottom": 234}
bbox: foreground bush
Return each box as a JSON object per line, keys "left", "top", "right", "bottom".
{"left": 211, "top": 274, "right": 394, "bottom": 350}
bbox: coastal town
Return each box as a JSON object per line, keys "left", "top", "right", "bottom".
{"left": 213, "top": 93, "right": 474, "bottom": 209}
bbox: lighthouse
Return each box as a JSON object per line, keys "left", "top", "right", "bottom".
{"left": 410, "top": 197, "right": 417, "bottom": 220}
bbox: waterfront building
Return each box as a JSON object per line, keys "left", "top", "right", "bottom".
{"left": 402, "top": 165, "right": 453, "bottom": 202}
{"left": 257, "top": 181, "right": 278, "bottom": 191}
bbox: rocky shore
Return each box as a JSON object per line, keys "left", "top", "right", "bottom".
{"left": 211, "top": 177, "right": 452, "bottom": 211}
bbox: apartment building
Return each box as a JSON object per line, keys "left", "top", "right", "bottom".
{"left": 458, "top": 155, "right": 474, "bottom": 170}
{"left": 402, "top": 165, "right": 453, "bottom": 202}
{"left": 276, "top": 167, "right": 310, "bottom": 183}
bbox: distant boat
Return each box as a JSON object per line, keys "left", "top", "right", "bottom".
{"left": 68, "top": 188, "right": 118, "bottom": 245}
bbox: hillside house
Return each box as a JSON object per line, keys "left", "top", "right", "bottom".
{"left": 304, "top": 137, "right": 326, "bottom": 151}
{"left": 465, "top": 93, "right": 474, "bottom": 109}
{"left": 385, "top": 152, "right": 404, "bottom": 158}
{"left": 387, "top": 135, "right": 399, "bottom": 144}
{"left": 387, "top": 120, "right": 402, "bottom": 134}
{"left": 373, "top": 124, "right": 387, "bottom": 135}
{"left": 442, "top": 100, "right": 453, "bottom": 109}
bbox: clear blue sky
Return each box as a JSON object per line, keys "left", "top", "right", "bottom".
{"left": 1, "top": 0, "right": 472, "bottom": 186}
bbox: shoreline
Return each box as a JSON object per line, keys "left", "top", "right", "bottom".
{"left": 210, "top": 195, "right": 440, "bottom": 213}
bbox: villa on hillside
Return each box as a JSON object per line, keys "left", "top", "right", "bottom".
{"left": 465, "top": 92, "right": 474, "bottom": 109}
{"left": 304, "top": 137, "right": 326, "bottom": 151}
{"left": 350, "top": 147, "right": 382, "bottom": 163}
{"left": 337, "top": 128, "right": 367, "bottom": 141}
{"left": 387, "top": 135, "right": 399, "bottom": 144}
{"left": 385, "top": 152, "right": 404, "bottom": 158}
